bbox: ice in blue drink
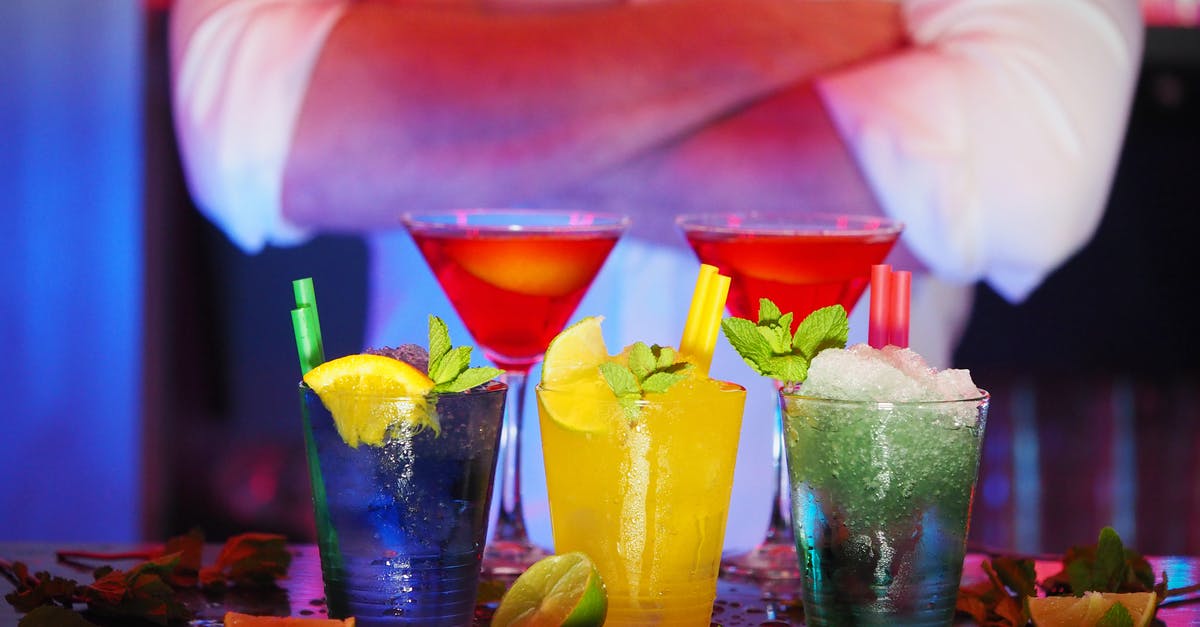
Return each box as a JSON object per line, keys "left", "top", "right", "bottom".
{"left": 300, "top": 381, "right": 505, "bottom": 625}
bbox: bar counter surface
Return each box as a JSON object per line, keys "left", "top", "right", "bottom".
{"left": 1, "top": 543, "right": 1197, "bottom": 625}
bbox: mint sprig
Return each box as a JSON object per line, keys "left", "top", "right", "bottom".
{"left": 720, "top": 299, "right": 848, "bottom": 384}
{"left": 427, "top": 315, "right": 504, "bottom": 393}
{"left": 599, "top": 342, "right": 692, "bottom": 400}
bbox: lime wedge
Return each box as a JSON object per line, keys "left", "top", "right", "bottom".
{"left": 1028, "top": 591, "right": 1156, "bottom": 627}
{"left": 492, "top": 552, "right": 607, "bottom": 627}
{"left": 303, "top": 354, "right": 437, "bottom": 447}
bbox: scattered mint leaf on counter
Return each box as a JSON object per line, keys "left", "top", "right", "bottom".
{"left": 17, "top": 606, "right": 99, "bottom": 627}
{"left": 721, "top": 300, "right": 848, "bottom": 384}
{"left": 2, "top": 530, "right": 293, "bottom": 626}
{"left": 426, "top": 315, "right": 503, "bottom": 393}
{"left": 957, "top": 527, "right": 1173, "bottom": 626}
{"left": 1098, "top": 602, "right": 1135, "bottom": 627}
{"left": 1043, "top": 526, "right": 1157, "bottom": 596}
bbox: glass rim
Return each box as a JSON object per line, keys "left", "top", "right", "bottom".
{"left": 401, "top": 208, "right": 631, "bottom": 233}
{"left": 299, "top": 379, "right": 508, "bottom": 400}
{"left": 675, "top": 211, "right": 903, "bottom": 237}
{"left": 780, "top": 387, "right": 990, "bottom": 408}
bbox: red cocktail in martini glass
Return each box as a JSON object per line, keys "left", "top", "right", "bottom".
{"left": 404, "top": 209, "right": 628, "bottom": 576}
{"left": 677, "top": 212, "right": 902, "bottom": 580}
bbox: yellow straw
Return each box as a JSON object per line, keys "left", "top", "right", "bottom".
{"left": 694, "top": 274, "right": 730, "bottom": 375}
{"left": 681, "top": 264, "right": 717, "bottom": 353}
{"left": 680, "top": 264, "right": 730, "bottom": 377}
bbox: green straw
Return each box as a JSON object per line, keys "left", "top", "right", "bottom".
{"left": 290, "top": 278, "right": 344, "bottom": 595}
{"left": 291, "top": 307, "right": 321, "bottom": 375}
{"left": 291, "top": 277, "right": 326, "bottom": 374}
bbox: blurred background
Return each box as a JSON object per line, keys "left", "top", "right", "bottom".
{"left": 2, "top": 0, "right": 1199, "bottom": 557}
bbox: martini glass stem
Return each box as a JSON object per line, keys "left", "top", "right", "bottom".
{"left": 494, "top": 370, "right": 529, "bottom": 542}
{"left": 483, "top": 369, "right": 549, "bottom": 576}
{"left": 764, "top": 384, "right": 794, "bottom": 544}
{"left": 721, "top": 381, "right": 800, "bottom": 579}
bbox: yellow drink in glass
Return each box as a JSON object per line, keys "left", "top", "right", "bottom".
{"left": 537, "top": 374, "right": 745, "bottom": 626}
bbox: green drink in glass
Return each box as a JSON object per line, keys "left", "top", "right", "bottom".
{"left": 782, "top": 344, "right": 988, "bottom": 626}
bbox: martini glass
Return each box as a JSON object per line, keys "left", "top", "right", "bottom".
{"left": 403, "top": 209, "right": 628, "bottom": 576}
{"left": 677, "top": 212, "right": 902, "bottom": 580}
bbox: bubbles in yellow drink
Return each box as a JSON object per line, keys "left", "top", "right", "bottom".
{"left": 536, "top": 317, "right": 745, "bottom": 626}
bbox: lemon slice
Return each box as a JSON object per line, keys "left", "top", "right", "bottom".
{"left": 1028, "top": 591, "right": 1156, "bottom": 627}
{"left": 541, "top": 316, "right": 608, "bottom": 386}
{"left": 492, "top": 552, "right": 607, "bottom": 627}
{"left": 303, "top": 354, "right": 437, "bottom": 447}
{"left": 538, "top": 316, "right": 614, "bottom": 433}
{"left": 224, "top": 612, "right": 355, "bottom": 626}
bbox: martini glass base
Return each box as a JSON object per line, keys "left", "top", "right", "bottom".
{"left": 481, "top": 540, "right": 551, "bottom": 577}
{"left": 721, "top": 537, "right": 801, "bottom": 580}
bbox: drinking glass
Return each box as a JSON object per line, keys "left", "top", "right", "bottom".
{"left": 299, "top": 381, "right": 507, "bottom": 625}
{"left": 537, "top": 378, "right": 746, "bottom": 625}
{"left": 404, "top": 209, "right": 628, "bottom": 575}
{"left": 781, "top": 389, "right": 989, "bottom": 626}
{"left": 677, "top": 212, "right": 902, "bottom": 579}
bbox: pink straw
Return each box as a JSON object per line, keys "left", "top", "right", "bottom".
{"left": 868, "top": 264, "right": 892, "bottom": 349}
{"left": 888, "top": 270, "right": 911, "bottom": 348}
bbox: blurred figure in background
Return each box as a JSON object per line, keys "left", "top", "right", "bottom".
{"left": 169, "top": 0, "right": 1141, "bottom": 549}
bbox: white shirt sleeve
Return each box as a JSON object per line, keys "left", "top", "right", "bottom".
{"left": 170, "top": 0, "right": 349, "bottom": 253}
{"left": 817, "top": 0, "right": 1143, "bottom": 302}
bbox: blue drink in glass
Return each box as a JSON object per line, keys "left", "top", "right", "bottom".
{"left": 300, "top": 381, "right": 506, "bottom": 625}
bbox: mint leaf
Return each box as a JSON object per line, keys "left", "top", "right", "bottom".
{"left": 641, "top": 371, "right": 689, "bottom": 394}
{"left": 1095, "top": 526, "right": 1128, "bottom": 592}
{"left": 758, "top": 298, "right": 782, "bottom": 324}
{"left": 599, "top": 344, "right": 693, "bottom": 400}
{"left": 440, "top": 367, "right": 504, "bottom": 393}
{"left": 599, "top": 362, "right": 640, "bottom": 398}
{"left": 423, "top": 315, "right": 500, "bottom": 395}
{"left": 1050, "top": 526, "right": 1159, "bottom": 597}
{"left": 429, "top": 345, "right": 471, "bottom": 386}
{"left": 19, "top": 606, "right": 100, "bottom": 627}
{"left": 991, "top": 556, "right": 1037, "bottom": 598}
{"left": 428, "top": 315, "right": 451, "bottom": 365}
{"left": 653, "top": 345, "right": 676, "bottom": 370}
{"left": 1097, "top": 601, "right": 1135, "bottom": 627}
{"left": 721, "top": 317, "right": 771, "bottom": 375}
{"left": 1067, "top": 558, "right": 1094, "bottom": 596}
{"left": 628, "top": 342, "right": 656, "bottom": 379}
{"left": 766, "top": 355, "right": 808, "bottom": 384}
{"left": 756, "top": 323, "right": 792, "bottom": 354}
{"left": 722, "top": 299, "right": 848, "bottom": 384}
{"left": 777, "top": 312, "right": 794, "bottom": 335}
{"left": 793, "top": 305, "right": 850, "bottom": 358}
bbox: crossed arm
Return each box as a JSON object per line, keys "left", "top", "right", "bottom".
{"left": 171, "top": 0, "right": 1142, "bottom": 298}
{"left": 275, "top": 0, "right": 905, "bottom": 230}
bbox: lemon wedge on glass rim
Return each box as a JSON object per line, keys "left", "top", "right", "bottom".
{"left": 538, "top": 316, "right": 613, "bottom": 433}
{"left": 303, "top": 354, "right": 437, "bottom": 447}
